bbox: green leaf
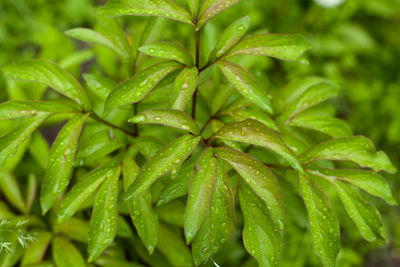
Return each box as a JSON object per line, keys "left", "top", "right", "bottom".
{"left": 239, "top": 181, "right": 282, "bottom": 267}
{"left": 40, "top": 113, "right": 89, "bottom": 214}
{"left": 210, "top": 119, "right": 242, "bottom": 151}
{"left": 211, "top": 84, "right": 235, "bottom": 115}
{"left": 97, "top": 0, "right": 193, "bottom": 25}
{"left": 83, "top": 73, "right": 116, "bottom": 100}
{"left": 88, "top": 169, "right": 119, "bottom": 262}
{"left": 52, "top": 236, "right": 86, "bottom": 267}
{"left": 156, "top": 200, "right": 185, "bottom": 227}
{"left": 214, "top": 147, "right": 283, "bottom": 226}
{"left": 307, "top": 167, "right": 396, "bottom": 205}
{"left": 170, "top": 67, "right": 199, "bottom": 110}
{"left": 130, "top": 109, "right": 199, "bottom": 134}
{"left": 286, "top": 115, "right": 352, "bottom": 138}
{"left": 3, "top": 60, "right": 91, "bottom": 111}
{"left": 208, "top": 16, "right": 250, "bottom": 62}
{"left": 231, "top": 107, "right": 279, "bottom": 131}
{"left": 332, "top": 181, "right": 383, "bottom": 242}
{"left": 225, "top": 33, "right": 311, "bottom": 62}
{"left": 21, "top": 231, "right": 52, "bottom": 265}
{"left": 26, "top": 173, "right": 37, "bottom": 212}
{"left": 300, "top": 136, "right": 397, "bottom": 173}
{"left": 54, "top": 218, "right": 90, "bottom": 243}
{"left": 125, "top": 134, "right": 200, "bottom": 201}
{"left": 139, "top": 42, "right": 193, "bottom": 66}
{"left": 197, "top": 0, "right": 242, "bottom": 29}
{"left": 299, "top": 173, "right": 340, "bottom": 267}
{"left": 217, "top": 60, "right": 273, "bottom": 113}
{"left": 184, "top": 148, "right": 217, "bottom": 244}
{"left": 122, "top": 153, "right": 140, "bottom": 193}
{"left": 104, "top": 61, "right": 181, "bottom": 113}
{"left": 0, "top": 171, "right": 26, "bottom": 213}
{"left": 187, "top": 0, "right": 200, "bottom": 18}
{"left": 0, "top": 113, "right": 49, "bottom": 166}
{"left": 192, "top": 162, "right": 234, "bottom": 265}
{"left": 213, "top": 119, "right": 303, "bottom": 172}
{"left": 29, "top": 132, "right": 50, "bottom": 170}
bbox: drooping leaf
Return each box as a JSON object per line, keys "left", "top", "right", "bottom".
{"left": 239, "top": 181, "right": 282, "bottom": 267}
{"left": 130, "top": 109, "right": 199, "bottom": 134}
{"left": 3, "top": 60, "right": 91, "bottom": 110}
{"left": 213, "top": 119, "right": 303, "bottom": 172}
{"left": 300, "top": 136, "right": 397, "bottom": 173}
{"left": 139, "top": 42, "right": 193, "bottom": 66}
{"left": 21, "top": 231, "right": 52, "bottom": 265}
{"left": 97, "top": 0, "right": 193, "bottom": 25}
{"left": 0, "top": 171, "right": 26, "bottom": 213}
{"left": 170, "top": 67, "right": 198, "bottom": 110}
{"left": 41, "top": 113, "right": 89, "bottom": 214}
{"left": 197, "top": 0, "right": 242, "bottom": 28}
{"left": 231, "top": 107, "right": 279, "bottom": 131}
{"left": 299, "top": 173, "right": 340, "bottom": 267}
{"left": 104, "top": 61, "right": 181, "bottom": 113}
{"left": 52, "top": 236, "right": 86, "bottom": 267}
{"left": 126, "top": 134, "right": 201, "bottom": 201}
{"left": 217, "top": 60, "right": 272, "bottom": 113}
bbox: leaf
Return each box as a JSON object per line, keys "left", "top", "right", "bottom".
{"left": 184, "top": 148, "right": 217, "bottom": 244}
{"left": 307, "top": 167, "right": 396, "bottom": 206}
{"left": 299, "top": 173, "right": 340, "bottom": 267}
{"left": 156, "top": 200, "right": 185, "bottom": 227}
{"left": 187, "top": 0, "right": 200, "bottom": 18}
{"left": 0, "top": 113, "right": 49, "bottom": 166}
{"left": 88, "top": 169, "right": 119, "bottom": 262}
{"left": 26, "top": 173, "right": 37, "bottom": 212}
{"left": 21, "top": 231, "right": 52, "bottom": 265}
{"left": 217, "top": 60, "right": 273, "bottom": 113}
{"left": 239, "top": 181, "right": 282, "bottom": 267}
{"left": 125, "top": 134, "right": 200, "bottom": 201}
{"left": 210, "top": 119, "right": 242, "bottom": 151}
{"left": 40, "top": 113, "right": 89, "bottom": 214}
{"left": 83, "top": 73, "right": 116, "bottom": 100}
{"left": 197, "top": 0, "right": 242, "bottom": 29}
{"left": 122, "top": 153, "right": 140, "bottom": 193}
{"left": 52, "top": 236, "right": 86, "bottom": 267}
{"left": 287, "top": 115, "right": 352, "bottom": 138}
{"left": 170, "top": 67, "right": 199, "bottom": 110}
{"left": 0, "top": 171, "right": 26, "bottom": 213}
{"left": 130, "top": 109, "right": 199, "bottom": 134}
{"left": 29, "top": 132, "right": 50, "bottom": 170}
{"left": 231, "top": 107, "right": 279, "bottom": 131}
{"left": 213, "top": 119, "right": 303, "bottom": 172}
{"left": 224, "top": 33, "right": 311, "bottom": 62}
{"left": 192, "top": 162, "right": 234, "bottom": 265}
{"left": 54, "top": 218, "right": 90, "bottom": 243}
{"left": 300, "top": 136, "right": 397, "bottom": 173}
{"left": 214, "top": 147, "right": 283, "bottom": 226}
{"left": 208, "top": 16, "right": 250, "bottom": 62}
{"left": 104, "top": 61, "right": 181, "bottom": 113}
{"left": 3, "top": 60, "right": 91, "bottom": 111}
{"left": 211, "top": 84, "right": 235, "bottom": 115}
{"left": 97, "top": 0, "right": 193, "bottom": 25}
{"left": 139, "top": 42, "right": 193, "bottom": 66}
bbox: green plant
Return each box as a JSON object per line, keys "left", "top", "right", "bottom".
{"left": 0, "top": 0, "right": 397, "bottom": 266}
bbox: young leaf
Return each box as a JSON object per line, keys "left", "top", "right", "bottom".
{"left": 210, "top": 119, "right": 242, "bottom": 151}
{"left": 184, "top": 148, "right": 217, "bottom": 244}
{"left": 88, "top": 169, "right": 119, "bottom": 262}
{"left": 239, "top": 181, "right": 282, "bottom": 267}
{"left": 52, "top": 236, "right": 86, "bottom": 267}
{"left": 97, "top": 0, "right": 193, "bottom": 25}
{"left": 214, "top": 147, "right": 284, "bottom": 225}
{"left": 217, "top": 60, "right": 273, "bottom": 113}
{"left": 40, "top": 113, "right": 89, "bottom": 214}
{"left": 0, "top": 171, "right": 26, "bottom": 213}
{"left": 187, "top": 0, "right": 200, "bottom": 18}
{"left": 21, "top": 231, "right": 52, "bottom": 265}
{"left": 126, "top": 134, "right": 201, "bottom": 201}
{"left": 197, "top": 0, "right": 242, "bottom": 29}
{"left": 170, "top": 67, "right": 199, "bottom": 110}
{"left": 231, "top": 107, "right": 279, "bottom": 131}
{"left": 104, "top": 61, "right": 181, "bottom": 113}
{"left": 208, "top": 16, "right": 250, "bottom": 62}
{"left": 3, "top": 60, "right": 91, "bottom": 111}
{"left": 130, "top": 109, "right": 199, "bottom": 134}
{"left": 213, "top": 119, "right": 303, "bottom": 172}
{"left": 300, "top": 136, "right": 397, "bottom": 173}
{"left": 0, "top": 113, "right": 49, "bottom": 166}
{"left": 299, "top": 173, "right": 340, "bottom": 267}
{"left": 224, "top": 33, "right": 311, "bottom": 62}
{"left": 139, "top": 42, "right": 193, "bottom": 66}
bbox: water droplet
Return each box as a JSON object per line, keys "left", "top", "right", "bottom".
{"left": 154, "top": 116, "right": 161, "bottom": 121}
{"left": 237, "top": 25, "right": 245, "bottom": 31}
{"left": 241, "top": 127, "right": 247, "bottom": 136}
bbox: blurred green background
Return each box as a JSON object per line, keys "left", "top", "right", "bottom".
{"left": 0, "top": 0, "right": 399, "bottom": 266}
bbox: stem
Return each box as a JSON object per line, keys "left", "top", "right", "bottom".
{"left": 90, "top": 113, "right": 136, "bottom": 138}
{"left": 192, "top": 28, "right": 201, "bottom": 119}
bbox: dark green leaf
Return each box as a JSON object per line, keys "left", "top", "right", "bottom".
{"left": 139, "top": 42, "right": 193, "bottom": 66}
{"left": 170, "top": 67, "right": 198, "bottom": 110}
{"left": 197, "top": 0, "right": 242, "bottom": 29}
{"left": 52, "top": 236, "right": 86, "bottom": 267}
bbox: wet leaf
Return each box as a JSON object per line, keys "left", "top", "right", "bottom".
{"left": 139, "top": 42, "right": 193, "bottom": 66}
{"left": 122, "top": 153, "right": 140, "bottom": 193}
{"left": 197, "top": 0, "right": 242, "bottom": 29}
{"left": 170, "top": 67, "right": 198, "bottom": 110}
{"left": 231, "top": 107, "right": 279, "bottom": 131}
{"left": 83, "top": 73, "right": 116, "bottom": 100}
{"left": 52, "top": 236, "right": 86, "bottom": 267}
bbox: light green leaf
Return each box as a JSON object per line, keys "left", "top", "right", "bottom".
{"left": 231, "top": 107, "right": 279, "bottom": 131}
{"left": 210, "top": 119, "right": 242, "bottom": 151}
{"left": 26, "top": 173, "right": 37, "bottom": 212}
{"left": 170, "top": 67, "right": 199, "bottom": 110}
{"left": 97, "top": 0, "right": 193, "bottom": 25}
{"left": 88, "top": 169, "right": 119, "bottom": 262}
{"left": 122, "top": 153, "right": 140, "bottom": 193}
{"left": 41, "top": 113, "right": 89, "bottom": 214}
{"left": 214, "top": 147, "right": 283, "bottom": 226}
{"left": 184, "top": 148, "right": 217, "bottom": 244}
{"left": 104, "top": 61, "right": 181, "bottom": 113}
{"left": 239, "top": 181, "right": 282, "bottom": 267}
{"left": 54, "top": 218, "right": 90, "bottom": 243}
{"left": 299, "top": 173, "right": 340, "bottom": 267}
{"left": 52, "top": 236, "right": 86, "bottom": 267}
{"left": 130, "top": 109, "right": 199, "bottom": 134}
{"left": 213, "top": 119, "right": 303, "bottom": 172}
{"left": 208, "top": 16, "right": 250, "bottom": 62}
{"left": 83, "top": 73, "right": 116, "bottom": 100}
{"left": 300, "top": 136, "right": 397, "bottom": 173}
{"left": 125, "top": 134, "right": 200, "bottom": 201}
{"left": 29, "top": 132, "right": 50, "bottom": 170}
{"left": 21, "top": 231, "right": 52, "bottom": 265}
{"left": 197, "top": 0, "right": 242, "bottom": 29}
{"left": 3, "top": 60, "right": 91, "bottom": 111}
{"left": 217, "top": 60, "right": 272, "bottom": 113}
{"left": 187, "top": 0, "right": 200, "bottom": 18}
{"left": 0, "top": 171, "right": 26, "bottom": 213}
{"left": 225, "top": 33, "right": 311, "bottom": 62}
{"left": 139, "top": 42, "right": 193, "bottom": 66}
